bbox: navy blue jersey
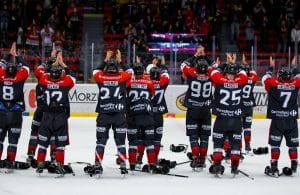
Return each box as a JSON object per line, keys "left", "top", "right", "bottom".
{"left": 210, "top": 69, "right": 248, "bottom": 118}
{"left": 263, "top": 73, "right": 300, "bottom": 119}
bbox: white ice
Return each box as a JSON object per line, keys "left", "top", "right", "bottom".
{"left": 0, "top": 117, "right": 300, "bottom": 195}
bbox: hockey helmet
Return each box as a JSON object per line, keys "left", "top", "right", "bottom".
{"left": 242, "top": 64, "right": 251, "bottom": 74}
{"left": 278, "top": 69, "right": 292, "bottom": 82}
{"left": 50, "top": 66, "right": 63, "bottom": 81}
{"left": 224, "top": 63, "right": 239, "bottom": 75}
{"left": 6, "top": 62, "right": 18, "bottom": 77}
{"left": 133, "top": 64, "right": 144, "bottom": 76}
{"left": 195, "top": 59, "right": 209, "bottom": 74}
{"left": 149, "top": 67, "right": 161, "bottom": 80}
{"left": 104, "top": 59, "right": 119, "bottom": 75}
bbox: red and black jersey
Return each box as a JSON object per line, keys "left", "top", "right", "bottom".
{"left": 262, "top": 73, "right": 300, "bottom": 119}
{"left": 182, "top": 65, "right": 213, "bottom": 109}
{"left": 93, "top": 69, "right": 132, "bottom": 114}
{"left": 242, "top": 71, "right": 258, "bottom": 109}
{"left": 126, "top": 75, "right": 155, "bottom": 115}
{"left": 34, "top": 64, "right": 47, "bottom": 106}
{"left": 210, "top": 69, "right": 248, "bottom": 118}
{"left": 39, "top": 73, "right": 75, "bottom": 112}
{"left": 0, "top": 66, "right": 29, "bottom": 111}
{"left": 151, "top": 72, "right": 169, "bottom": 114}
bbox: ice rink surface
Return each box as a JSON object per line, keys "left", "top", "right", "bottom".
{"left": 0, "top": 116, "right": 300, "bottom": 195}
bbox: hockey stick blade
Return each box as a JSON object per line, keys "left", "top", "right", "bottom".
{"left": 238, "top": 170, "right": 254, "bottom": 180}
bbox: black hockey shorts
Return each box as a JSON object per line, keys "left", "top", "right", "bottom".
{"left": 242, "top": 108, "right": 253, "bottom": 129}
{"left": 127, "top": 114, "right": 154, "bottom": 142}
{"left": 186, "top": 108, "right": 211, "bottom": 137}
{"left": 269, "top": 119, "right": 299, "bottom": 147}
{"left": 31, "top": 106, "right": 44, "bottom": 132}
{"left": 96, "top": 113, "right": 127, "bottom": 140}
{"left": 0, "top": 111, "right": 22, "bottom": 144}
{"left": 212, "top": 117, "right": 242, "bottom": 151}
{"left": 153, "top": 113, "right": 163, "bottom": 141}
{"left": 38, "top": 112, "right": 68, "bottom": 147}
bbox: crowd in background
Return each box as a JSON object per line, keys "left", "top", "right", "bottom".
{"left": 104, "top": 0, "right": 300, "bottom": 57}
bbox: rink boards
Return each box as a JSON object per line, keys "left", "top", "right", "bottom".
{"left": 23, "top": 83, "right": 270, "bottom": 118}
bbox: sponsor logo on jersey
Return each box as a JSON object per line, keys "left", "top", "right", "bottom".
{"left": 176, "top": 92, "right": 187, "bottom": 111}
{"left": 290, "top": 110, "right": 298, "bottom": 117}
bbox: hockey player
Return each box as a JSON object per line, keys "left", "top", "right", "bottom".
{"left": 35, "top": 57, "right": 75, "bottom": 175}
{"left": 240, "top": 55, "right": 258, "bottom": 153}
{"left": 262, "top": 57, "right": 300, "bottom": 177}
{"left": 0, "top": 42, "right": 29, "bottom": 170}
{"left": 26, "top": 49, "right": 57, "bottom": 166}
{"left": 209, "top": 62, "right": 248, "bottom": 176}
{"left": 92, "top": 49, "right": 132, "bottom": 176}
{"left": 126, "top": 64, "right": 156, "bottom": 172}
{"left": 181, "top": 58, "right": 213, "bottom": 171}
{"left": 136, "top": 66, "right": 170, "bottom": 165}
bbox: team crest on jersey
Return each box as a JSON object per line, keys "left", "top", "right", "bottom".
{"left": 47, "top": 84, "right": 59, "bottom": 89}
{"left": 176, "top": 92, "right": 187, "bottom": 111}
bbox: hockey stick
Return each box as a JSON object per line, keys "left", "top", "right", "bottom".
{"left": 176, "top": 160, "right": 192, "bottom": 166}
{"left": 131, "top": 168, "right": 189, "bottom": 178}
{"left": 238, "top": 170, "right": 254, "bottom": 180}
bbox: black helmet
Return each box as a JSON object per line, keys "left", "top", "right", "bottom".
{"left": 133, "top": 64, "right": 144, "bottom": 76}
{"left": 104, "top": 59, "right": 119, "bottom": 75}
{"left": 150, "top": 67, "right": 161, "bottom": 80}
{"left": 195, "top": 59, "right": 209, "bottom": 74}
{"left": 278, "top": 69, "right": 292, "bottom": 82}
{"left": 50, "top": 66, "right": 63, "bottom": 81}
{"left": 6, "top": 62, "right": 18, "bottom": 77}
{"left": 242, "top": 64, "right": 251, "bottom": 74}
{"left": 224, "top": 63, "right": 239, "bottom": 74}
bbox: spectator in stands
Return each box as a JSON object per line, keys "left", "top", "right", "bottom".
{"left": 228, "top": 1, "right": 242, "bottom": 43}
{"left": 211, "top": 10, "right": 222, "bottom": 51}
{"left": 244, "top": 15, "right": 255, "bottom": 52}
{"left": 48, "top": 13, "right": 59, "bottom": 31}
{"left": 40, "top": 22, "right": 54, "bottom": 56}
{"left": 253, "top": 1, "right": 266, "bottom": 26}
{"left": 260, "top": 15, "right": 269, "bottom": 51}
{"left": 124, "top": 23, "right": 136, "bottom": 37}
{"left": 68, "top": 7, "right": 82, "bottom": 36}
{"left": 25, "top": 20, "right": 40, "bottom": 55}
{"left": 0, "top": 4, "right": 9, "bottom": 34}
{"left": 277, "top": 19, "right": 289, "bottom": 53}
{"left": 291, "top": 20, "right": 300, "bottom": 53}
{"left": 52, "top": 28, "right": 65, "bottom": 51}
{"left": 104, "top": 16, "right": 116, "bottom": 34}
